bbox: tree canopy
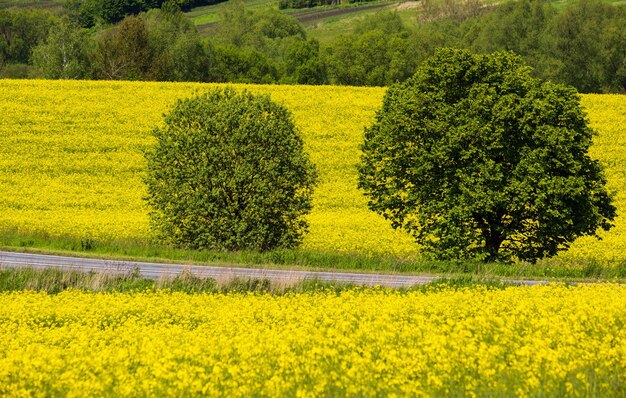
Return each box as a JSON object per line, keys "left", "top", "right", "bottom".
{"left": 145, "top": 88, "right": 317, "bottom": 251}
{"left": 358, "top": 48, "right": 616, "bottom": 262}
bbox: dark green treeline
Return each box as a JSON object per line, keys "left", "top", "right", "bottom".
{"left": 0, "top": 0, "right": 624, "bottom": 93}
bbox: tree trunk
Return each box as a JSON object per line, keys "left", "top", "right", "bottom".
{"left": 484, "top": 225, "right": 503, "bottom": 262}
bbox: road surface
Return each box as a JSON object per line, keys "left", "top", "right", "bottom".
{"left": 0, "top": 250, "right": 552, "bottom": 288}
{"left": 0, "top": 250, "right": 439, "bottom": 288}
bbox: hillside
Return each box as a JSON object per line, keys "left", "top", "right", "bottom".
{"left": 1, "top": 80, "right": 625, "bottom": 264}
{"left": 184, "top": 0, "right": 626, "bottom": 42}
{"left": 186, "top": 0, "right": 407, "bottom": 39}
{"left": 0, "top": 0, "right": 62, "bottom": 10}
{"left": 7, "top": 0, "right": 626, "bottom": 42}
{"left": 1, "top": 0, "right": 624, "bottom": 93}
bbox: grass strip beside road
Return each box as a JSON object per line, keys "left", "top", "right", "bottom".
{"left": 0, "top": 266, "right": 531, "bottom": 294}
{"left": 2, "top": 231, "right": 625, "bottom": 284}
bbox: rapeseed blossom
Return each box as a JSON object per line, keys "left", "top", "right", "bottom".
{"left": 0, "top": 80, "right": 624, "bottom": 260}
{"left": 1, "top": 284, "right": 625, "bottom": 396}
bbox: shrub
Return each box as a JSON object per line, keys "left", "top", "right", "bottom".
{"left": 145, "top": 87, "right": 317, "bottom": 251}
{"left": 358, "top": 48, "right": 616, "bottom": 263}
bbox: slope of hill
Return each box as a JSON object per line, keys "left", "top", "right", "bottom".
{"left": 0, "top": 0, "right": 62, "bottom": 9}
{"left": 1, "top": 79, "right": 625, "bottom": 265}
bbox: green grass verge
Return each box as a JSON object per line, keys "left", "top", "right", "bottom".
{"left": 0, "top": 267, "right": 526, "bottom": 295}
{"left": 187, "top": 0, "right": 279, "bottom": 25}
{"left": 304, "top": 3, "right": 407, "bottom": 43}
{"left": 2, "top": 231, "right": 625, "bottom": 282}
{"left": 186, "top": 0, "right": 401, "bottom": 36}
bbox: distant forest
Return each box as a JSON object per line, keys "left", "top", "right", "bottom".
{"left": 0, "top": 0, "right": 624, "bottom": 93}
{"left": 64, "top": 0, "right": 225, "bottom": 25}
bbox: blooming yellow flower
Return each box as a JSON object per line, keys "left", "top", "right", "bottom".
{"left": 0, "top": 284, "right": 625, "bottom": 396}
{"left": 0, "top": 80, "right": 624, "bottom": 261}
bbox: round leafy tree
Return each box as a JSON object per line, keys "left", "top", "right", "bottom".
{"left": 358, "top": 48, "right": 616, "bottom": 262}
{"left": 145, "top": 87, "right": 317, "bottom": 251}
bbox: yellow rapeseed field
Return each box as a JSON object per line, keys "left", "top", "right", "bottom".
{"left": 1, "top": 284, "right": 625, "bottom": 397}
{"left": 0, "top": 80, "right": 624, "bottom": 260}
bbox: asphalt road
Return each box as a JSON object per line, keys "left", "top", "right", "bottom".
{"left": 0, "top": 250, "right": 439, "bottom": 288}
{"left": 0, "top": 251, "right": 553, "bottom": 288}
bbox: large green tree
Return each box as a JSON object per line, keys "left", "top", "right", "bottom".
{"left": 145, "top": 88, "right": 317, "bottom": 251}
{"left": 358, "top": 48, "right": 616, "bottom": 262}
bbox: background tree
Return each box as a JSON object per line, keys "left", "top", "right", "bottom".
{"left": 3, "top": 0, "right": 625, "bottom": 91}
{"left": 64, "top": 0, "right": 225, "bottom": 27}
{"left": 212, "top": 45, "right": 279, "bottom": 83}
{"left": 0, "top": 8, "right": 55, "bottom": 77}
{"left": 143, "top": 7, "right": 213, "bottom": 81}
{"left": 145, "top": 88, "right": 317, "bottom": 251}
{"left": 283, "top": 39, "right": 327, "bottom": 85}
{"left": 324, "top": 13, "right": 418, "bottom": 86}
{"left": 93, "top": 15, "right": 151, "bottom": 80}
{"left": 358, "top": 48, "right": 616, "bottom": 262}
{"left": 549, "top": 0, "right": 626, "bottom": 93}
{"left": 213, "top": 2, "right": 318, "bottom": 84}
{"left": 468, "top": 0, "right": 558, "bottom": 81}
{"left": 32, "top": 18, "right": 93, "bottom": 79}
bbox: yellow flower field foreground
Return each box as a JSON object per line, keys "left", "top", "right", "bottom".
{"left": 0, "top": 80, "right": 624, "bottom": 260}
{"left": 1, "top": 284, "right": 625, "bottom": 396}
